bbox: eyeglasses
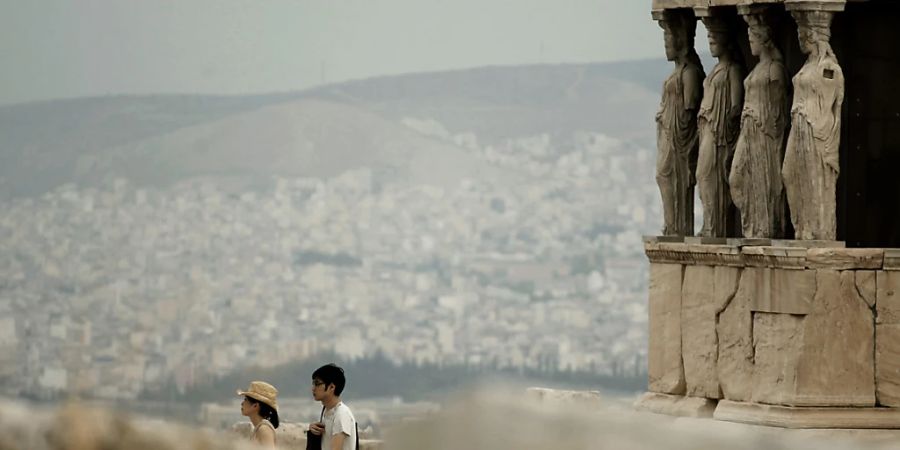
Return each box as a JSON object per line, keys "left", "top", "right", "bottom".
{"left": 312, "top": 380, "right": 325, "bottom": 387}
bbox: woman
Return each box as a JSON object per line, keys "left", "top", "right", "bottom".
{"left": 783, "top": 10, "right": 844, "bottom": 240}
{"left": 237, "top": 381, "right": 280, "bottom": 447}
{"left": 656, "top": 10, "right": 705, "bottom": 236}
{"left": 696, "top": 16, "right": 744, "bottom": 238}
{"left": 730, "top": 12, "right": 789, "bottom": 238}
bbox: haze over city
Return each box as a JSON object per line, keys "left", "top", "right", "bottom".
{"left": 0, "top": 0, "right": 710, "bottom": 447}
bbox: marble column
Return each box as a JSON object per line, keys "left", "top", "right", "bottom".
{"left": 730, "top": 5, "right": 789, "bottom": 239}
{"left": 654, "top": 9, "right": 705, "bottom": 237}
{"left": 695, "top": 8, "right": 745, "bottom": 238}
{"left": 783, "top": 1, "right": 846, "bottom": 240}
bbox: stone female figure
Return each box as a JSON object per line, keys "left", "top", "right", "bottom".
{"left": 729, "top": 13, "right": 789, "bottom": 238}
{"left": 696, "top": 17, "right": 744, "bottom": 238}
{"left": 783, "top": 10, "right": 844, "bottom": 240}
{"left": 656, "top": 11, "right": 705, "bottom": 236}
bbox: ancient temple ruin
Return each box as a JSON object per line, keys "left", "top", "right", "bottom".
{"left": 637, "top": 0, "right": 900, "bottom": 428}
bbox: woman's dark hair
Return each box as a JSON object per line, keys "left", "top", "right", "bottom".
{"left": 245, "top": 396, "right": 280, "bottom": 429}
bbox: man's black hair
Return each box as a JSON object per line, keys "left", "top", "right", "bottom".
{"left": 312, "top": 363, "right": 346, "bottom": 396}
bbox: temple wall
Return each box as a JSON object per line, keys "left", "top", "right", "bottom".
{"left": 639, "top": 240, "right": 900, "bottom": 426}
{"left": 642, "top": 0, "right": 900, "bottom": 428}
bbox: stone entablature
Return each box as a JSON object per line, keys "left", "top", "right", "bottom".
{"left": 644, "top": 240, "right": 891, "bottom": 270}
{"left": 652, "top": 0, "right": 848, "bottom": 12}
{"left": 637, "top": 239, "right": 900, "bottom": 428}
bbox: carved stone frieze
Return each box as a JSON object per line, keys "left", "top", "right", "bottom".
{"left": 883, "top": 249, "right": 900, "bottom": 271}
{"left": 643, "top": 239, "right": 893, "bottom": 271}
{"left": 740, "top": 246, "right": 808, "bottom": 269}
{"left": 805, "top": 248, "right": 884, "bottom": 270}
{"left": 645, "top": 241, "right": 743, "bottom": 266}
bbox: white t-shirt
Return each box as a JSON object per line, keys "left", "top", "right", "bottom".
{"left": 322, "top": 402, "right": 356, "bottom": 450}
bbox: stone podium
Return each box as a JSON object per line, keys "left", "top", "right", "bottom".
{"left": 636, "top": 239, "right": 900, "bottom": 427}
{"left": 639, "top": 0, "right": 900, "bottom": 429}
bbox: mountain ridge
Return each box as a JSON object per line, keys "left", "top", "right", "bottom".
{"left": 0, "top": 58, "right": 670, "bottom": 197}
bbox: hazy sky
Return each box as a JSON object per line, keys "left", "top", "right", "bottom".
{"left": 1, "top": 0, "right": 668, "bottom": 106}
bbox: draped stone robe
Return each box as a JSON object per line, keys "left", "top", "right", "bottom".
{"left": 697, "top": 61, "right": 744, "bottom": 237}
{"left": 730, "top": 58, "right": 789, "bottom": 238}
{"left": 783, "top": 52, "right": 844, "bottom": 240}
{"left": 656, "top": 61, "right": 704, "bottom": 236}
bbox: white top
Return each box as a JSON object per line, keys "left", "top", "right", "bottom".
{"left": 322, "top": 402, "right": 356, "bottom": 450}
{"left": 252, "top": 419, "right": 276, "bottom": 444}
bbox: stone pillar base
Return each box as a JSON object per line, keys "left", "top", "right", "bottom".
{"left": 633, "top": 392, "right": 717, "bottom": 418}
{"left": 714, "top": 400, "right": 900, "bottom": 429}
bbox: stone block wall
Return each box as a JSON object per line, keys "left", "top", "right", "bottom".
{"left": 645, "top": 242, "right": 900, "bottom": 409}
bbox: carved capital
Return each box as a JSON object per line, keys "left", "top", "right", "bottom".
{"left": 654, "top": 7, "right": 700, "bottom": 29}
{"left": 737, "top": 4, "right": 775, "bottom": 16}
{"left": 784, "top": 0, "right": 845, "bottom": 13}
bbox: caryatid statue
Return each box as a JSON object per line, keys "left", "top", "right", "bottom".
{"left": 783, "top": 10, "right": 844, "bottom": 240}
{"left": 655, "top": 10, "right": 705, "bottom": 237}
{"left": 696, "top": 14, "right": 745, "bottom": 238}
{"left": 729, "top": 11, "right": 789, "bottom": 238}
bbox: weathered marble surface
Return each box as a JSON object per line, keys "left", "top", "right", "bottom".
{"left": 792, "top": 271, "right": 874, "bottom": 407}
{"left": 748, "top": 268, "right": 815, "bottom": 315}
{"left": 656, "top": 9, "right": 704, "bottom": 236}
{"left": 696, "top": 13, "right": 744, "bottom": 238}
{"left": 876, "top": 271, "right": 900, "bottom": 407}
{"left": 682, "top": 265, "right": 740, "bottom": 398}
{"left": 806, "top": 248, "right": 884, "bottom": 269}
{"left": 645, "top": 241, "right": 889, "bottom": 271}
{"left": 783, "top": 9, "right": 845, "bottom": 240}
{"left": 717, "top": 266, "right": 754, "bottom": 402}
{"left": 633, "top": 392, "right": 717, "bottom": 418}
{"left": 730, "top": 10, "right": 789, "bottom": 239}
{"left": 750, "top": 311, "right": 806, "bottom": 405}
{"left": 648, "top": 263, "right": 687, "bottom": 394}
{"left": 715, "top": 400, "right": 900, "bottom": 429}
{"left": 748, "top": 271, "right": 874, "bottom": 407}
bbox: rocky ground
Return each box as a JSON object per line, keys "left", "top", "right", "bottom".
{"left": 4, "top": 388, "right": 900, "bottom": 450}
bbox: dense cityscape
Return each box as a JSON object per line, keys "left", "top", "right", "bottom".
{"left": 0, "top": 124, "right": 658, "bottom": 400}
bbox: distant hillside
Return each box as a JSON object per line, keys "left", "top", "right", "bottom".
{"left": 0, "top": 94, "right": 301, "bottom": 196}
{"left": 305, "top": 59, "right": 668, "bottom": 144}
{"left": 75, "top": 98, "right": 519, "bottom": 190}
{"left": 0, "top": 58, "right": 670, "bottom": 197}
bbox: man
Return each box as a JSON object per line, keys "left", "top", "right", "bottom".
{"left": 309, "top": 363, "right": 357, "bottom": 450}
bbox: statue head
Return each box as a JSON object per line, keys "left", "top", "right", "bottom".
{"left": 702, "top": 15, "right": 741, "bottom": 64}
{"left": 793, "top": 10, "right": 833, "bottom": 57}
{"left": 705, "top": 19, "right": 729, "bottom": 58}
{"left": 745, "top": 14, "right": 773, "bottom": 57}
{"left": 659, "top": 10, "right": 696, "bottom": 62}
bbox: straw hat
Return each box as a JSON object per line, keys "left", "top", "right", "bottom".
{"left": 237, "top": 381, "right": 279, "bottom": 411}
